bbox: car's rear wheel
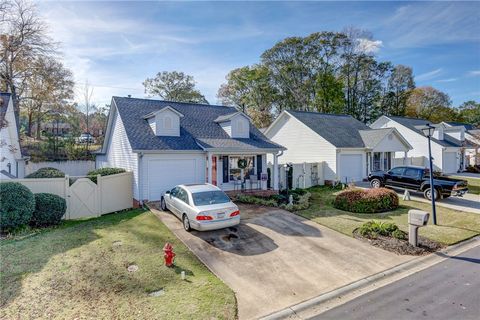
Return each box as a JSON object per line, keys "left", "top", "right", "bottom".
{"left": 160, "top": 197, "right": 168, "bottom": 211}
{"left": 370, "top": 178, "right": 382, "bottom": 188}
{"left": 182, "top": 214, "right": 191, "bottom": 232}
{"left": 424, "top": 187, "right": 440, "bottom": 201}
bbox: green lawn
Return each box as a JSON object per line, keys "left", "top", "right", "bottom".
{"left": 296, "top": 186, "right": 480, "bottom": 245}
{"left": 449, "top": 175, "right": 480, "bottom": 195}
{"left": 0, "top": 209, "right": 236, "bottom": 320}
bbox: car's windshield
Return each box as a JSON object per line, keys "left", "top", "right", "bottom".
{"left": 192, "top": 191, "right": 231, "bottom": 206}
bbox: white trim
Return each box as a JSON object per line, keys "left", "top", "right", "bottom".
{"left": 142, "top": 106, "right": 184, "bottom": 119}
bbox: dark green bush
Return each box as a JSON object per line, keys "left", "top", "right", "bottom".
{"left": 358, "top": 220, "right": 400, "bottom": 239}
{"left": 25, "top": 167, "right": 65, "bottom": 179}
{"left": 0, "top": 182, "right": 35, "bottom": 232}
{"left": 87, "top": 167, "right": 126, "bottom": 183}
{"left": 334, "top": 188, "right": 399, "bottom": 213}
{"left": 31, "top": 193, "right": 67, "bottom": 227}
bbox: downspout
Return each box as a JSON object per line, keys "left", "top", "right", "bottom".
{"left": 138, "top": 152, "right": 144, "bottom": 206}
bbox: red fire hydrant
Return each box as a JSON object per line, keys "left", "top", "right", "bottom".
{"left": 163, "top": 242, "right": 175, "bottom": 267}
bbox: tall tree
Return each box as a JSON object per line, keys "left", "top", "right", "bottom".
{"left": 381, "top": 65, "right": 415, "bottom": 116}
{"left": 405, "top": 86, "right": 454, "bottom": 121}
{"left": 457, "top": 100, "right": 480, "bottom": 127}
{"left": 143, "top": 71, "right": 208, "bottom": 104}
{"left": 0, "top": 0, "right": 56, "bottom": 113}
{"left": 217, "top": 65, "right": 277, "bottom": 127}
{"left": 22, "top": 57, "right": 74, "bottom": 139}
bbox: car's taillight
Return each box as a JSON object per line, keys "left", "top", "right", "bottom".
{"left": 230, "top": 210, "right": 240, "bottom": 217}
{"left": 196, "top": 215, "right": 213, "bottom": 221}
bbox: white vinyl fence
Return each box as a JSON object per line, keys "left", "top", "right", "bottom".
{"left": 268, "top": 162, "right": 325, "bottom": 190}
{"left": 25, "top": 160, "right": 96, "bottom": 177}
{"left": 12, "top": 172, "right": 133, "bottom": 220}
{"left": 393, "top": 156, "right": 428, "bottom": 168}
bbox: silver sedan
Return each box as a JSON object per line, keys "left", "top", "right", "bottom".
{"left": 160, "top": 183, "right": 240, "bottom": 231}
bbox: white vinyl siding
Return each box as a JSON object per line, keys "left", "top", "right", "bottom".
{"left": 0, "top": 97, "right": 23, "bottom": 178}
{"left": 265, "top": 112, "right": 337, "bottom": 180}
{"left": 96, "top": 109, "right": 139, "bottom": 199}
{"left": 155, "top": 109, "right": 180, "bottom": 136}
{"left": 371, "top": 117, "right": 447, "bottom": 172}
{"left": 219, "top": 114, "right": 250, "bottom": 138}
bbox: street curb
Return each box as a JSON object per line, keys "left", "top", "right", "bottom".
{"left": 260, "top": 236, "right": 480, "bottom": 320}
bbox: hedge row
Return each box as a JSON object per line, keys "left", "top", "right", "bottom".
{"left": 0, "top": 182, "right": 66, "bottom": 232}
{"left": 26, "top": 167, "right": 126, "bottom": 184}
{"left": 334, "top": 188, "right": 399, "bottom": 213}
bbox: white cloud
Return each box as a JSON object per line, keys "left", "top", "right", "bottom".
{"left": 436, "top": 78, "right": 458, "bottom": 83}
{"left": 356, "top": 38, "right": 383, "bottom": 54}
{"left": 468, "top": 70, "right": 480, "bottom": 76}
{"left": 415, "top": 68, "right": 442, "bottom": 81}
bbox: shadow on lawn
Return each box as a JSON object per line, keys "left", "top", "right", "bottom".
{"left": 0, "top": 209, "right": 144, "bottom": 308}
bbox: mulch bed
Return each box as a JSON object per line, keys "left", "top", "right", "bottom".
{"left": 353, "top": 229, "right": 444, "bottom": 256}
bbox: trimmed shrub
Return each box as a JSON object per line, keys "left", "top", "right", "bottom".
{"left": 31, "top": 193, "right": 67, "bottom": 227}
{"left": 235, "top": 194, "right": 279, "bottom": 207}
{"left": 25, "top": 167, "right": 65, "bottom": 179}
{"left": 0, "top": 182, "right": 35, "bottom": 232}
{"left": 334, "top": 188, "right": 399, "bottom": 213}
{"left": 358, "top": 220, "right": 399, "bottom": 239}
{"left": 280, "top": 192, "right": 311, "bottom": 211}
{"left": 87, "top": 167, "right": 126, "bottom": 183}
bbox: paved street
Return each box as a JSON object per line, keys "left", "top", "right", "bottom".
{"left": 309, "top": 245, "right": 480, "bottom": 320}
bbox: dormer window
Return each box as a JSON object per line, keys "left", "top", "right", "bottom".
{"left": 143, "top": 106, "right": 183, "bottom": 137}
{"left": 214, "top": 111, "right": 250, "bottom": 139}
{"left": 164, "top": 116, "right": 172, "bottom": 130}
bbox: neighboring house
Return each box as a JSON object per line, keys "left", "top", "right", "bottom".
{"left": 32, "top": 121, "right": 72, "bottom": 136}
{"left": 96, "top": 96, "right": 285, "bottom": 204}
{"left": 371, "top": 116, "right": 471, "bottom": 173}
{"left": 264, "top": 110, "right": 412, "bottom": 183}
{"left": 443, "top": 121, "right": 479, "bottom": 166}
{"left": 0, "top": 93, "right": 26, "bottom": 179}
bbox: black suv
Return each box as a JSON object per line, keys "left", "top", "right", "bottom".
{"left": 368, "top": 166, "right": 468, "bottom": 200}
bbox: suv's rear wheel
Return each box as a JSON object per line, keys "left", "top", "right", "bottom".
{"left": 424, "top": 187, "right": 440, "bottom": 201}
{"left": 370, "top": 178, "right": 382, "bottom": 188}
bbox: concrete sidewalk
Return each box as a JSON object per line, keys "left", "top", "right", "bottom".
{"left": 150, "top": 203, "right": 412, "bottom": 319}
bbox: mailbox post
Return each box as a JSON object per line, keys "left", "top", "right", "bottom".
{"left": 408, "top": 209, "right": 430, "bottom": 246}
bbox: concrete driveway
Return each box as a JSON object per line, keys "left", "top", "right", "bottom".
{"left": 150, "top": 204, "right": 412, "bottom": 319}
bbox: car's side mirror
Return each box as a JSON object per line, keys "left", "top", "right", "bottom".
{"left": 165, "top": 190, "right": 170, "bottom": 194}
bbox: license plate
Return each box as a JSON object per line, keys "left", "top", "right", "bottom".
{"left": 217, "top": 212, "right": 225, "bottom": 219}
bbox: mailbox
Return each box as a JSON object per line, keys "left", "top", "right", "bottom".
{"left": 408, "top": 210, "right": 430, "bottom": 226}
{"left": 408, "top": 209, "right": 430, "bottom": 247}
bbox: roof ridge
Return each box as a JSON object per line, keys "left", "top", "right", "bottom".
{"left": 112, "top": 96, "right": 234, "bottom": 109}
{"left": 287, "top": 109, "right": 353, "bottom": 117}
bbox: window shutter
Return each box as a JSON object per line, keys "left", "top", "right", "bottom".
{"left": 256, "top": 155, "right": 262, "bottom": 179}
{"left": 223, "top": 156, "right": 229, "bottom": 183}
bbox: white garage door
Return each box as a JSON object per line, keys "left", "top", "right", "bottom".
{"left": 443, "top": 152, "right": 458, "bottom": 174}
{"left": 339, "top": 154, "right": 363, "bottom": 183}
{"left": 147, "top": 159, "right": 200, "bottom": 200}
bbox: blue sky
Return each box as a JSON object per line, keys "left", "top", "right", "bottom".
{"left": 39, "top": 1, "right": 480, "bottom": 107}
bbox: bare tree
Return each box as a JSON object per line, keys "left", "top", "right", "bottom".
{"left": 80, "top": 81, "right": 95, "bottom": 151}
{"left": 0, "top": 0, "right": 56, "bottom": 113}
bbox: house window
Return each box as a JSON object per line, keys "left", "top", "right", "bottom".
{"left": 384, "top": 152, "right": 392, "bottom": 170}
{"left": 237, "top": 120, "right": 244, "bottom": 133}
{"left": 164, "top": 116, "right": 172, "bottom": 130}
{"left": 373, "top": 153, "right": 381, "bottom": 171}
{"left": 229, "top": 156, "right": 255, "bottom": 181}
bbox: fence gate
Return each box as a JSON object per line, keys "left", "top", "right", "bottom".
{"left": 68, "top": 178, "right": 98, "bottom": 219}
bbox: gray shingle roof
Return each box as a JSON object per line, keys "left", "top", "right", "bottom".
{"left": 287, "top": 110, "right": 370, "bottom": 148}
{"left": 359, "top": 128, "right": 395, "bottom": 149}
{"left": 389, "top": 116, "right": 463, "bottom": 147}
{"left": 446, "top": 121, "right": 477, "bottom": 131}
{"left": 112, "top": 97, "right": 284, "bottom": 152}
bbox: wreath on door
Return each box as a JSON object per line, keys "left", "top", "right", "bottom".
{"left": 237, "top": 158, "right": 248, "bottom": 169}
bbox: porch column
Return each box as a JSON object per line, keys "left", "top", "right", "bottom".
{"left": 207, "top": 152, "right": 213, "bottom": 184}
{"left": 273, "top": 153, "right": 279, "bottom": 190}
